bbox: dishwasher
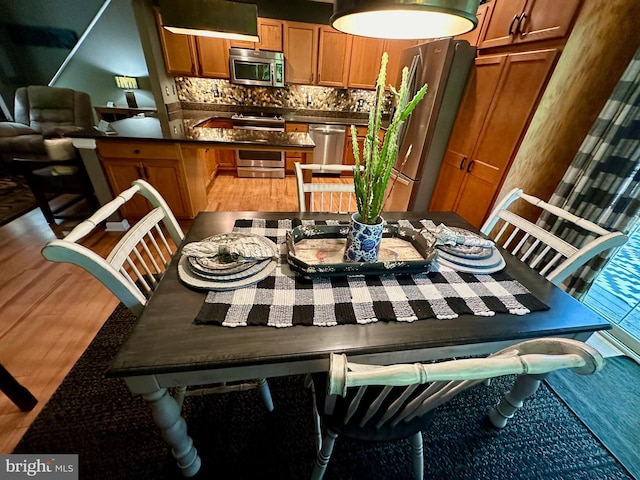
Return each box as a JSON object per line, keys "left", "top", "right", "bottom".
{"left": 308, "top": 124, "right": 346, "bottom": 173}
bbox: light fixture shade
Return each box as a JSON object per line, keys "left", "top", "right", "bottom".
{"left": 114, "top": 76, "right": 138, "bottom": 90}
{"left": 331, "top": 0, "right": 480, "bottom": 40}
{"left": 160, "top": 0, "right": 259, "bottom": 42}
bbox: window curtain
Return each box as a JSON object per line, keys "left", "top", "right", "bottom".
{"left": 539, "top": 47, "right": 640, "bottom": 299}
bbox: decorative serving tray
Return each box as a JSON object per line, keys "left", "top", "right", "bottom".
{"left": 286, "top": 224, "right": 437, "bottom": 278}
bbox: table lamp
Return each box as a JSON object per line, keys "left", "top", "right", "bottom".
{"left": 115, "top": 75, "right": 139, "bottom": 108}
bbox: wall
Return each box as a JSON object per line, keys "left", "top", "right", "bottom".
{"left": 51, "top": 0, "right": 155, "bottom": 111}
{"left": 0, "top": 0, "right": 103, "bottom": 115}
{"left": 498, "top": 0, "right": 640, "bottom": 218}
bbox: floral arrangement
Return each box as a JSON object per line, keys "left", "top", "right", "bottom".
{"left": 351, "top": 52, "right": 428, "bottom": 225}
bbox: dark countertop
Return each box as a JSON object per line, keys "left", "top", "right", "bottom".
{"left": 184, "top": 126, "right": 314, "bottom": 149}
{"left": 178, "top": 103, "right": 384, "bottom": 127}
{"left": 69, "top": 116, "right": 315, "bottom": 150}
{"left": 69, "top": 102, "right": 386, "bottom": 148}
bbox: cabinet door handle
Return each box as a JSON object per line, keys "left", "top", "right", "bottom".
{"left": 508, "top": 13, "right": 521, "bottom": 35}
{"left": 133, "top": 149, "right": 140, "bottom": 154}
{"left": 143, "top": 166, "right": 150, "bottom": 178}
{"left": 516, "top": 12, "right": 527, "bottom": 35}
{"left": 467, "top": 160, "right": 475, "bottom": 173}
{"left": 459, "top": 156, "right": 467, "bottom": 170}
{"left": 136, "top": 165, "right": 143, "bottom": 178}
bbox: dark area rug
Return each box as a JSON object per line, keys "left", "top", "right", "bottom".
{"left": 14, "top": 305, "right": 635, "bottom": 479}
{"left": 546, "top": 355, "right": 640, "bottom": 479}
{"left": 0, "top": 174, "right": 38, "bottom": 227}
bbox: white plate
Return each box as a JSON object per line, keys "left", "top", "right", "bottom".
{"left": 437, "top": 248, "right": 504, "bottom": 269}
{"left": 189, "top": 257, "right": 272, "bottom": 281}
{"left": 436, "top": 249, "right": 506, "bottom": 274}
{"left": 178, "top": 256, "right": 277, "bottom": 291}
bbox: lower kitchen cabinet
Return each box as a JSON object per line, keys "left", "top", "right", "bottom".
{"left": 285, "top": 122, "right": 309, "bottom": 174}
{"left": 429, "top": 48, "right": 558, "bottom": 228}
{"left": 215, "top": 150, "right": 236, "bottom": 171}
{"left": 96, "top": 140, "right": 206, "bottom": 219}
{"left": 195, "top": 119, "right": 237, "bottom": 171}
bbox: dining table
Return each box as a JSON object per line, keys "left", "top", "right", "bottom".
{"left": 106, "top": 211, "right": 611, "bottom": 477}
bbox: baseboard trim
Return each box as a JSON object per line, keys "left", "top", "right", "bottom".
{"left": 599, "top": 331, "right": 640, "bottom": 364}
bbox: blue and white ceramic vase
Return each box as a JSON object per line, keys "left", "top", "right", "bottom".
{"left": 344, "top": 213, "right": 385, "bottom": 263}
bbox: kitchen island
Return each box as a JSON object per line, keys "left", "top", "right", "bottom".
{"left": 69, "top": 116, "right": 315, "bottom": 222}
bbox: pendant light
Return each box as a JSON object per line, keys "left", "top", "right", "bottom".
{"left": 331, "top": 0, "right": 480, "bottom": 40}
{"left": 160, "top": 0, "right": 259, "bottom": 43}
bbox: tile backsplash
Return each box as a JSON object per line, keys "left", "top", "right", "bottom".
{"left": 175, "top": 77, "right": 392, "bottom": 113}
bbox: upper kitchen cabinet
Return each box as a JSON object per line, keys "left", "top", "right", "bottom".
{"left": 383, "top": 39, "right": 420, "bottom": 87}
{"left": 257, "top": 18, "right": 283, "bottom": 51}
{"left": 317, "top": 26, "right": 352, "bottom": 87}
{"left": 455, "top": 1, "right": 491, "bottom": 46}
{"left": 195, "top": 37, "right": 230, "bottom": 78}
{"left": 283, "top": 21, "right": 319, "bottom": 84}
{"left": 155, "top": 10, "right": 198, "bottom": 76}
{"left": 430, "top": 48, "right": 558, "bottom": 228}
{"left": 479, "top": 0, "right": 581, "bottom": 50}
{"left": 348, "top": 37, "right": 385, "bottom": 89}
{"left": 155, "top": 9, "right": 230, "bottom": 79}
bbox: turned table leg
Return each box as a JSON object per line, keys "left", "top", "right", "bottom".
{"left": 126, "top": 377, "right": 201, "bottom": 477}
{"left": 488, "top": 373, "right": 547, "bottom": 428}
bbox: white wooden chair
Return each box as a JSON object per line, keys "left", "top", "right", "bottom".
{"left": 294, "top": 162, "right": 357, "bottom": 213}
{"left": 41, "top": 179, "right": 273, "bottom": 411}
{"left": 310, "top": 338, "right": 603, "bottom": 480}
{"left": 481, "top": 188, "right": 627, "bottom": 286}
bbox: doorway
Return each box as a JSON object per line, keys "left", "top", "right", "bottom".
{"left": 583, "top": 220, "right": 640, "bottom": 356}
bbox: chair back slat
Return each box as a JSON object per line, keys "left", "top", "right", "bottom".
{"left": 295, "top": 162, "right": 357, "bottom": 213}
{"left": 481, "top": 188, "right": 627, "bottom": 286}
{"left": 42, "top": 179, "right": 184, "bottom": 317}
{"left": 325, "top": 339, "right": 603, "bottom": 433}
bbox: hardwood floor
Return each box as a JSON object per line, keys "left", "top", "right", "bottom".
{"left": 0, "top": 172, "right": 351, "bottom": 453}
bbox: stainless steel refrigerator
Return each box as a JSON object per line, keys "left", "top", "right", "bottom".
{"left": 385, "top": 38, "right": 475, "bottom": 212}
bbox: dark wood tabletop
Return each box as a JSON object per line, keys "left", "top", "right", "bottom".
{"left": 106, "top": 211, "right": 610, "bottom": 383}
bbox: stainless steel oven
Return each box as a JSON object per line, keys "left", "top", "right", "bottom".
{"left": 232, "top": 113, "right": 286, "bottom": 178}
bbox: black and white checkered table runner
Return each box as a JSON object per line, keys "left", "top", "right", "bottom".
{"left": 195, "top": 218, "right": 549, "bottom": 327}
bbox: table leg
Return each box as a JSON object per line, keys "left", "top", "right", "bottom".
{"left": 141, "top": 386, "right": 201, "bottom": 476}
{"left": 0, "top": 363, "right": 38, "bottom": 411}
{"left": 487, "top": 373, "right": 547, "bottom": 428}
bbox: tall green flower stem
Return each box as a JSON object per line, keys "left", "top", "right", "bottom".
{"left": 351, "top": 52, "right": 428, "bottom": 225}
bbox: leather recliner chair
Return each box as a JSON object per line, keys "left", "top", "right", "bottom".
{"left": 0, "top": 86, "right": 98, "bottom": 234}
{"left": 0, "top": 85, "right": 94, "bottom": 164}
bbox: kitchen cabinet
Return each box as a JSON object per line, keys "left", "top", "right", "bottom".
{"left": 348, "top": 37, "right": 385, "bottom": 89}
{"left": 285, "top": 122, "right": 309, "bottom": 174}
{"left": 479, "top": 0, "right": 581, "bottom": 50}
{"left": 98, "top": 141, "right": 190, "bottom": 218}
{"left": 317, "top": 26, "right": 352, "bottom": 88}
{"left": 96, "top": 140, "right": 207, "bottom": 219}
{"left": 283, "top": 21, "right": 319, "bottom": 84}
{"left": 155, "top": 10, "right": 198, "bottom": 76}
{"left": 155, "top": 9, "right": 230, "bottom": 79}
{"left": 195, "top": 37, "right": 230, "bottom": 78}
{"left": 383, "top": 39, "right": 420, "bottom": 88}
{"left": 429, "top": 48, "right": 558, "bottom": 228}
{"left": 257, "top": 18, "right": 283, "bottom": 51}
{"left": 455, "top": 1, "right": 491, "bottom": 47}
{"left": 196, "top": 118, "right": 236, "bottom": 170}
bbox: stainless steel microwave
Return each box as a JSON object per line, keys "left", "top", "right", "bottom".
{"left": 229, "top": 48, "right": 285, "bottom": 87}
